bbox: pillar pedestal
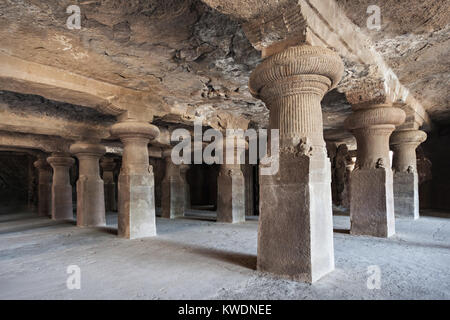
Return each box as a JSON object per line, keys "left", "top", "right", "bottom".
{"left": 345, "top": 105, "right": 405, "bottom": 237}
{"left": 180, "top": 164, "right": 191, "bottom": 209}
{"left": 110, "top": 120, "right": 159, "bottom": 239}
{"left": 70, "top": 141, "right": 106, "bottom": 227}
{"left": 217, "top": 164, "right": 245, "bottom": 223}
{"left": 390, "top": 129, "right": 427, "bottom": 219}
{"left": 47, "top": 153, "right": 74, "bottom": 221}
{"left": 249, "top": 45, "right": 344, "bottom": 282}
{"left": 100, "top": 158, "right": 117, "bottom": 212}
{"left": 162, "top": 149, "right": 186, "bottom": 219}
{"left": 33, "top": 158, "right": 52, "bottom": 217}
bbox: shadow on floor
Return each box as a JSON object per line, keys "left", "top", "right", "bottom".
{"left": 0, "top": 219, "right": 73, "bottom": 235}
{"left": 333, "top": 228, "right": 350, "bottom": 234}
{"left": 420, "top": 209, "right": 450, "bottom": 219}
{"left": 152, "top": 238, "right": 257, "bottom": 270}
{"left": 190, "top": 246, "right": 257, "bottom": 270}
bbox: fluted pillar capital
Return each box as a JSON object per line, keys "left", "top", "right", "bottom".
{"left": 111, "top": 120, "right": 159, "bottom": 175}
{"left": 345, "top": 104, "right": 406, "bottom": 169}
{"left": 249, "top": 45, "right": 344, "bottom": 148}
{"left": 47, "top": 153, "right": 75, "bottom": 168}
{"left": 345, "top": 104, "right": 406, "bottom": 131}
{"left": 70, "top": 141, "right": 106, "bottom": 158}
{"left": 390, "top": 129, "right": 427, "bottom": 148}
{"left": 390, "top": 129, "right": 427, "bottom": 172}
{"left": 110, "top": 120, "right": 159, "bottom": 141}
{"left": 249, "top": 45, "right": 344, "bottom": 98}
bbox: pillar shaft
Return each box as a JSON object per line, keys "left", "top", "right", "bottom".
{"left": 101, "top": 158, "right": 117, "bottom": 212}
{"left": 180, "top": 164, "right": 191, "bottom": 209}
{"left": 47, "top": 153, "right": 74, "bottom": 220}
{"left": 345, "top": 104, "right": 406, "bottom": 237}
{"left": 110, "top": 120, "right": 159, "bottom": 239}
{"left": 390, "top": 129, "right": 427, "bottom": 219}
{"left": 249, "top": 45, "right": 344, "bottom": 282}
{"left": 217, "top": 135, "right": 246, "bottom": 223}
{"left": 217, "top": 164, "right": 245, "bottom": 223}
{"left": 33, "top": 158, "right": 52, "bottom": 217}
{"left": 70, "top": 142, "right": 106, "bottom": 227}
{"left": 162, "top": 150, "right": 186, "bottom": 219}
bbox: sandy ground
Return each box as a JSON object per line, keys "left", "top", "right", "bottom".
{"left": 0, "top": 206, "right": 449, "bottom": 300}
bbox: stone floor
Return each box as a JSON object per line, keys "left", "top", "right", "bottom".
{"left": 0, "top": 205, "right": 449, "bottom": 300}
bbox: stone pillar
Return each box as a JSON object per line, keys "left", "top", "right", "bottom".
{"left": 33, "top": 158, "right": 52, "bottom": 217}
{"left": 100, "top": 158, "right": 117, "bottom": 212}
{"left": 47, "top": 153, "right": 75, "bottom": 221}
{"left": 216, "top": 134, "right": 246, "bottom": 223}
{"left": 345, "top": 105, "right": 405, "bottom": 237}
{"left": 180, "top": 164, "right": 191, "bottom": 209}
{"left": 70, "top": 141, "right": 106, "bottom": 227}
{"left": 249, "top": 45, "right": 344, "bottom": 282}
{"left": 110, "top": 120, "right": 159, "bottom": 239}
{"left": 161, "top": 149, "right": 186, "bottom": 219}
{"left": 390, "top": 129, "right": 427, "bottom": 219}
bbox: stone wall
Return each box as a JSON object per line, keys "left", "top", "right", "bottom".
{"left": 419, "top": 125, "right": 450, "bottom": 211}
{"left": 0, "top": 152, "right": 35, "bottom": 207}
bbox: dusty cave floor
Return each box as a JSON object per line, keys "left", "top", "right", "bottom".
{"left": 0, "top": 206, "right": 449, "bottom": 300}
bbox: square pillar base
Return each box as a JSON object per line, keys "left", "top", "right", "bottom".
{"left": 38, "top": 183, "right": 52, "bottom": 217}
{"left": 162, "top": 179, "right": 185, "bottom": 219}
{"left": 217, "top": 169, "right": 245, "bottom": 223}
{"left": 258, "top": 153, "right": 334, "bottom": 283}
{"left": 394, "top": 171, "right": 419, "bottom": 219}
{"left": 118, "top": 172, "right": 156, "bottom": 239}
{"left": 51, "top": 185, "right": 73, "bottom": 220}
{"left": 350, "top": 168, "right": 395, "bottom": 237}
{"left": 76, "top": 177, "right": 106, "bottom": 227}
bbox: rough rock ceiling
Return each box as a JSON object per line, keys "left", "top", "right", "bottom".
{"left": 0, "top": 0, "right": 448, "bottom": 146}
{"left": 0, "top": 0, "right": 268, "bottom": 126}
{"left": 336, "top": 0, "right": 450, "bottom": 125}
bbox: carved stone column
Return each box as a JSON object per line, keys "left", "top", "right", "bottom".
{"left": 217, "top": 135, "right": 246, "bottom": 223}
{"left": 161, "top": 149, "right": 186, "bottom": 219}
{"left": 249, "top": 45, "right": 344, "bottom": 282}
{"left": 100, "top": 158, "right": 117, "bottom": 212}
{"left": 47, "top": 153, "right": 75, "bottom": 221}
{"left": 110, "top": 120, "right": 159, "bottom": 239}
{"left": 180, "top": 164, "right": 191, "bottom": 209}
{"left": 70, "top": 141, "right": 106, "bottom": 227}
{"left": 345, "top": 104, "right": 405, "bottom": 237}
{"left": 390, "top": 129, "right": 427, "bottom": 219}
{"left": 33, "top": 158, "right": 52, "bottom": 217}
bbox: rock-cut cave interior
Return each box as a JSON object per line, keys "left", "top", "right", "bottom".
{"left": 0, "top": 0, "right": 449, "bottom": 300}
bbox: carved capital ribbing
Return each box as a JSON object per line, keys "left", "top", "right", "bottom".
{"left": 390, "top": 129, "right": 427, "bottom": 148}
{"left": 249, "top": 45, "right": 343, "bottom": 96}
{"left": 345, "top": 104, "right": 405, "bottom": 169}
{"left": 390, "top": 129, "right": 427, "bottom": 172}
{"left": 249, "top": 45, "right": 344, "bottom": 148}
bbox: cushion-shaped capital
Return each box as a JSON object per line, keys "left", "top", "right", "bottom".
{"left": 70, "top": 142, "right": 106, "bottom": 157}
{"left": 110, "top": 120, "right": 159, "bottom": 140}
{"left": 249, "top": 45, "right": 344, "bottom": 98}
